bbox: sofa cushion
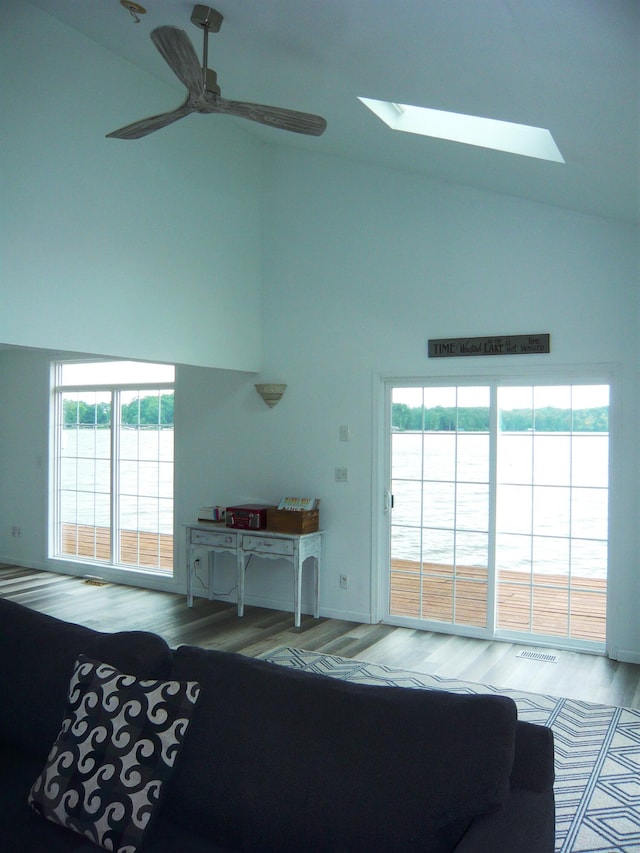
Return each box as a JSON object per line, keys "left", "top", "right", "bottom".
{"left": 0, "top": 598, "right": 173, "bottom": 760}
{"left": 165, "top": 647, "right": 518, "bottom": 853}
{"left": 28, "top": 655, "right": 201, "bottom": 853}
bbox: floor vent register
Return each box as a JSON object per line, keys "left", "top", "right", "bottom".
{"left": 515, "top": 650, "right": 559, "bottom": 663}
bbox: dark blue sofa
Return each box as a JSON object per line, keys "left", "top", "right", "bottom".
{"left": 0, "top": 597, "right": 555, "bottom": 852}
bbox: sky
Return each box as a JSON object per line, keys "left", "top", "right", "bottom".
{"left": 393, "top": 384, "right": 609, "bottom": 411}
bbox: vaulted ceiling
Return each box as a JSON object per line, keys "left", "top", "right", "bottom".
{"left": 30, "top": 0, "right": 639, "bottom": 223}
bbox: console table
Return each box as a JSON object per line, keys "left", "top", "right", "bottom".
{"left": 184, "top": 522, "right": 324, "bottom": 627}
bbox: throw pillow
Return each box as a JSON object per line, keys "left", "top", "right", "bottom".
{"left": 28, "top": 655, "right": 200, "bottom": 853}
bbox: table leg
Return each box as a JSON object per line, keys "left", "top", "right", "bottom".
{"left": 313, "top": 556, "right": 320, "bottom": 619}
{"left": 186, "top": 543, "right": 194, "bottom": 607}
{"left": 237, "top": 552, "right": 247, "bottom": 617}
{"left": 294, "top": 559, "right": 302, "bottom": 628}
{"left": 207, "top": 550, "right": 215, "bottom": 601}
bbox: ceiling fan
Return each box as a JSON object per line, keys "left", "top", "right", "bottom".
{"left": 107, "top": 4, "right": 327, "bottom": 140}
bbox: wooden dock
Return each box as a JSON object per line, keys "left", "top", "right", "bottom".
{"left": 390, "top": 558, "right": 606, "bottom": 642}
{"left": 60, "top": 525, "right": 605, "bottom": 642}
{"left": 61, "top": 524, "right": 173, "bottom": 572}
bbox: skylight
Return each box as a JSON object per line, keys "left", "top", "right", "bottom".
{"left": 358, "top": 98, "right": 565, "bottom": 163}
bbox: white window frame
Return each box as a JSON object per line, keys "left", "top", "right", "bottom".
{"left": 49, "top": 359, "right": 175, "bottom": 581}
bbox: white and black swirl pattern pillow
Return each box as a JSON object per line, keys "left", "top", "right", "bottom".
{"left": 28, "top": 655, "right": 200, "bottom": 853}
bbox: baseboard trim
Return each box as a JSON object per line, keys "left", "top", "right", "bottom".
{"left": 0, "top": 556, "right": 47, "bottom": 571}
{"left": 613, "top": 649, "right": 640, "bottom": 665}
{"left": 231, "top": 594, "right": 372, "bottom": 625}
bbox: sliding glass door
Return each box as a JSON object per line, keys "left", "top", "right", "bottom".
{"left": 386, "top": 381, "right": 609, "bottom": 648}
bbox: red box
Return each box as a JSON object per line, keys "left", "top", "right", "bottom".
{"left": 225, "top": 504, "right": 275, "bottom": 530}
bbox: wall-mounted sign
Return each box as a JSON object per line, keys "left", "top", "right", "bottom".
{"left": 428, "top": 333, "right": 550, "bottom": 358}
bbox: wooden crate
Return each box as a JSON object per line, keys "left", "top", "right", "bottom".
{"left": 266, "top": 508, "right": 319, "bottom": 534}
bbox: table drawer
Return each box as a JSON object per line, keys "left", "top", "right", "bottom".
{"left": 243, "top": 535, "right": 294, "bottom": 556}
{"left": 191, "top": 529, "right": 237, "bottom": 548}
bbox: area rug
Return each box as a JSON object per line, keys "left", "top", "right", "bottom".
{"left": 261, "top": 647, "right": 640, "bottom": 853}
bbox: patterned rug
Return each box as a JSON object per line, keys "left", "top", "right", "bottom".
{"left": 261, "top": 647, "right": 640, "bottom": 853}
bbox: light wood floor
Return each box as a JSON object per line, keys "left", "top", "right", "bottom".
{"left": 2, "top": 563, "right": 638, "bottom": 709}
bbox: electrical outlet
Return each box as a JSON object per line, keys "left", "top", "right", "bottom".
{"left": 339, "top": 425, "right": 350, "bottom": 442}
{"left": 339, "top": 574, "right": 349, "bottom": 589}
{"left": 335, "top": 467, "right": 349, "bottom": 482}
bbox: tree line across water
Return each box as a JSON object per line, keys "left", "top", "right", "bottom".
{"left": 392, "top": 404, "right": 608, "bottom": 432}
{"left": 63, "top": 394, "right": 174, "bottom": 428}
{"left": 64, "top": 395, "right": 607, "bottom": 432}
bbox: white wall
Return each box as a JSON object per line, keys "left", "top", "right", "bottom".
{"left": 0, "top": 349, "right": 52, "bottom": 572}
{"left": 0, "top": 2, "right": 263, "bottom": 371}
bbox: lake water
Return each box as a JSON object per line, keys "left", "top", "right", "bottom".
{"left": 59, "top": 427, "right": 609, "bottom": 578}
{"left": 391, "top": 431, "right": 608, "bottom": 578}
{"left": 59, "top": 428, "right": 174, "bottom": 534}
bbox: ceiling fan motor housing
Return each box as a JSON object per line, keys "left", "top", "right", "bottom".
{"left": 205, "top": 69, "right": 221, "bottom": 96}
{"left": 191, "top": 5, "right": 223, "bottom": 32}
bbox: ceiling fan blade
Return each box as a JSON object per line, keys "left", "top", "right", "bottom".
{"left": 213, "top": 99, "right": 327, "bottom": 136}
{"left": 151, "top": 25, "right": 204, "bottom": 98}
{"left": 106, "top": 103, "right": 193, "bottom": 140}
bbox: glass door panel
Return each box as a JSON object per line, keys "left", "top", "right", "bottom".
{"left": 390, "top": 385, "right": 490, "bottom": 630}
{"left": 495, "top": 384, "right": 608, "bottom": 643}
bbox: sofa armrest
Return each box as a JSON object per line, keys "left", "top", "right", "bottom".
{"left": 453, "top": 787, "right": 556, "bottom": 853}
{"left": 453, "top": 721, "right": 555, "bottom": 853}
{"left": 511, "top": 721, "right": 555, "bottom": 793}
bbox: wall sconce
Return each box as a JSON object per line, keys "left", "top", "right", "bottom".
{"left": 255, "top": 384, "right": 287, "bottom": 408}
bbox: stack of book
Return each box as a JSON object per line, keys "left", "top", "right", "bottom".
{"left": 197, "top": 506, "right": 226, "bottom": 522}
{"left": 276, "top": 497, "right": 320, "bottom": 511}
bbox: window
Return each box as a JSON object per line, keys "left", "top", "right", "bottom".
{"left": 51, "top": 360, "right": 175, "bottom": 575}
